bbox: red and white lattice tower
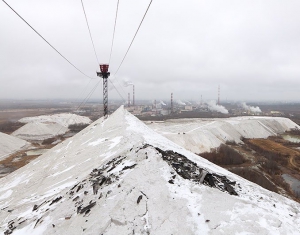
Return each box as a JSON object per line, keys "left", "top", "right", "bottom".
{"left": 97, "top": 64, "right": 110, "bottom": 118}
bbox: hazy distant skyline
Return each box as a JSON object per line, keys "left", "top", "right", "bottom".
{"left": 1, "top": 0, "right": 300, "bottom": 102}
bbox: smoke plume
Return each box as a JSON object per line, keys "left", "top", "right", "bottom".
{"left": 176, "top": 100, "right": 186, "bottom": 105}
{"left": 207, "top": 100, "right": 228, "bottom": 114}
{"left": 240, "top": 102, "right": 262, "bottom": 113}
{"left": 122, "top": 77, "right": 133, "bottom": 87}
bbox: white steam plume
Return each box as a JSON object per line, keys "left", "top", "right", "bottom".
{"left": 160, "top": 101, "right": 166, "bottom": 106}
{"left": 241, "top": 102, "right": 262, "bottom": 113}
{"left": 207, "top": 100, "right": 228, "bottom": 114}
{"left": 176, "top": 100, "right": 186, "bottom": 105}
{"left": 122, "top": 77, "right": 133, "bottom": 87}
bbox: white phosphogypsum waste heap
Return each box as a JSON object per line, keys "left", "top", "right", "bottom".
{"left": 0, "top": 106, "right": 299, "bottom": 234}
{"left": 147, "top": 116, "right": 299, "bottom": 153}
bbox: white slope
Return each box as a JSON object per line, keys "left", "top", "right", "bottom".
{"left": 147, "top": 116, "right": 299, "bottom": 153}
{"left": 12, "top": 113, "right": 92, "bottom": 141}
{"left": 12, "top": 122, "right": 68, "bottom": 141}
{"left": 0, "top": 107, "right": 299, "bottom": 235}
{"left": 0, "top": 132, "right": 31, "bottom": 160}
{"left": 19, "top": 113, "right": 92, "bottom": 127}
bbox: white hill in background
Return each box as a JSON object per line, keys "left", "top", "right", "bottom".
{"left": 18, "top": 113, "right": 92, "bottom": 127}
{"left": 147, "top": 117, "right": 299, "bottom": 153}
{"left": 0, "top": 132, "right": 31, "bottom": 161}
{"left": 12, "top": 113, "right": 92, "bottom": 141}
{"left": 0, "top": 107, "right": 299, "bottom": 234}
{"left": 12, "top": 122, "right": 68, "bottom": 141}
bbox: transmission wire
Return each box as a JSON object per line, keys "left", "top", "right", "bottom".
{"left": 80, "top": 0, "right": 100, "bottom": 64}
{"left": 114, "top": 0, "right": 153, "bottom": 75}
{"left": 109, "top": 0, "right": 120, "bottom": 64}
{"left": 108, "top": 78, "right": 126, "bottom": 103}
{"left": 2, "top": 0, "right": 95, "bottom": 79}
{"left": 53, "top": 79, "right": 101, "bottom": 136}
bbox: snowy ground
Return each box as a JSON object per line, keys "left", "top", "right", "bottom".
{"left": 0, "top": 107, "right": 299, "bottom": 234}
{"left": 0, "top": 132, "right": 31, "bottom": 161}
{"left": 12, "top": 113, "right": 92, "bottom": 141}
{"left": 146, "top": 116, "right": 299, "bottom": 153}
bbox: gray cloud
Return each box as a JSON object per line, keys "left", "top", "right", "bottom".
{"left": 1, "top": 0, "right": 300, "bottom": 101}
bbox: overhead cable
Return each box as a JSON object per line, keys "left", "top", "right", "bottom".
{"left": 54, "top": 79, "right": 101, "bottom": 136}
{"left": 2, "top": 0, "right": 95, "bottom": 79}
{"left": 109, "top": 0, "right": 120, "bottom": 64}
{"left": 79, "top": 0, "right": 125, "bottom": 102}
{"left": 80, "top": 0, "right": 100, "bottom": 65}
{"left": 109, "top": 77, "right": 126, "bottom": 103}
{"left": 114, "top": 0, "right": 153, "bottom": 75}
{"left": 78, "top": 79, "right": 102, "bottom": 109}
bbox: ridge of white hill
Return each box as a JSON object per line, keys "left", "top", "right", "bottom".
{"left": 147, "top": 116, "right": 299, "bottom": 153}
{"left": 0, "top": 107, "right": 299, "bottom": 234}
{"left": 0, "top": 132, "right": 31, "bottom": 160}
{"left": 19, "top": 113, "right": 92, "bottom": 127}
{"left": 12, "top": 122, "right": 68, "bottom": 141}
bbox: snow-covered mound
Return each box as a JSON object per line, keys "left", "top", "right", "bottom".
{"left": 147, "top": 116, "right": 299, "bottom": 153}
{"left": 0, "top": 107, "right": 299, "bottom": 234}
{"left": 12, "top": 122, "right": 68, "bottom": 141}
{"left": 19, "top": 113, "right": 92, "bottom": 127}
{"left": 12, "top": 113, "right": 92, "bottom": 141}
{"left": 0, "top": 132, "right": 31, "bottom": 161}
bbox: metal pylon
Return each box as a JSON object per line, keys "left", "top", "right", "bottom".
{"left": 97, "top": 64, "right": 110, "bottom": 119}
{"left": 103, "top": 77, "right": 108, "bottom": 118}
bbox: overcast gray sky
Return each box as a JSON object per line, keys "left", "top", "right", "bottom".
{"left": 1, "top": 0, "right": 300, "bottom": 102}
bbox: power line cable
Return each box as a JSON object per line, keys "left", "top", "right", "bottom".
{"left": 53, "top": 79, "right": 101, "bottom": 136}
{"left": 80, "top": 0, "right": 100, "bottom": 65}
{"left": 79, "top": 0, "right": 125, "bottom": 102}
{"left": 114, "top": 0, "right": 153, "bottom": 75}
{"left": 0, "top": 79, "right": 100, "bottom": 160}
{"left": 2, "top": 0, "right": 95, "bottom": 79}
{"left": 109, "top": 0, "right": 120, "bottom": 64}
{"left": 78, "top": 79, "right": 102, "bottom": 110}
{"left": 108, "top": 77, "right": 126, "bottom": 102}
{"left": 112, "top": 76, "right": 128, "bottom": 98}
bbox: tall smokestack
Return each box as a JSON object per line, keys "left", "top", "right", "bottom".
{"left": 133, "top": 85, "right": 135, "bottom": 106}
{"left": 128, "top": 93, "right": 130, "bottom": 107}
{"left": 218, "top": 85, "right": 220, "bottom": 105}
{"left": 171, "top": 93, "right": 173, "bottom": 113}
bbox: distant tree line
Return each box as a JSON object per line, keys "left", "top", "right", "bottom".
{"left": 0, "top": 121, "right": 24, "bottom": 134}
{"left": 244, "top": 140, "right": 289, "bottom": 167}
{"left": 230, "top": 168, "right": 278, "bottom": 193}
{"left": 68, "top": 123, "right": 89, "bottom": 132}
{"left": 286, "top": 128, "right": 300, "bottom": 136}
{"left": 201, "top": 144, "right": 246, "bottom": 165}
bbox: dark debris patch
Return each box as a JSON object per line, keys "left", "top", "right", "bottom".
{"left": 122, "top": 164, "right": 137, "bottom": 171}
{"left": 49, "top": 196, "right": 62, "bottom": 206}
{"left": 4, "top": 220, "right": 16, "bottom": 235}
{"left": 34, "top": 218, "right": 42, "bottom": 228}
{"left": 88, "top": 155, "right": 132, "bottom": 197}
{"left": 155, "top": 147, "right": 238, "bottom": 196}
{"left": 77, "top": 201, "right": 96, "bottom": 214}
{"left": 168, "top": 179, "right": 174, "bottom": 184}
{"left": 137, "top": 195, "right": 143, "bottom": 204}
